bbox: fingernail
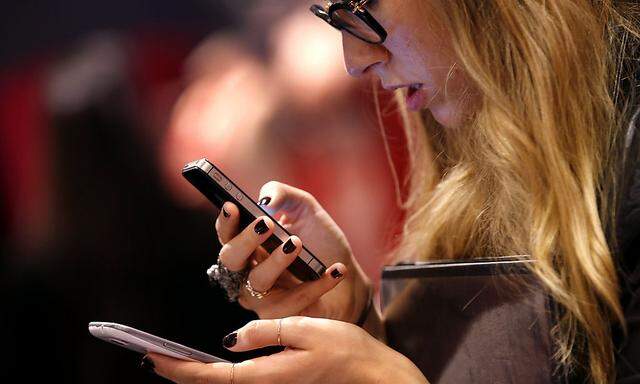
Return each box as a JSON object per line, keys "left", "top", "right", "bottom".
{"left": 222, "top": 208, "right": 230, "bottom": 218}
{"left": 254, "top": 219, "right": 269, "bottom": 235}
{"left": 283, "top": 239, "right": 296, "bottom": 254}
{"left": 331, "top": 268, "right": 343, "bottom": 279}
{"left": 259, "top": 197, "right": 271, "bottom": 206}
{"left": 140, "top": 355, "right": 155, "bottom": 373}
{"left": 222, "top": 332, "right": 238, "bottom": 348}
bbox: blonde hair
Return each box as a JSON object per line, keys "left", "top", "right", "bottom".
{"left": 390, "top": 1, "right": 640, "bottom": 382}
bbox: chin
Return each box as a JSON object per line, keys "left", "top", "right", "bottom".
{"left": 428, "top": 105, "right": 461, "bottom": 129}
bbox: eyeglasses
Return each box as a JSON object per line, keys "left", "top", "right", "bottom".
{"left": 310, "top": 1, "right": 387, "bottom": 44}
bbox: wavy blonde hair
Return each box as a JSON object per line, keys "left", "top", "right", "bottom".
{"left": 389, "top": 0, "right": 640, "bottom": 382}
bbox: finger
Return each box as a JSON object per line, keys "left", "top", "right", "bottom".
{"left": 236, "top": 272, "right": 299, "bottom": 312}
{"left": 223, "top": 317, "right": 316, "bottom": 352}
{"left": 147, "top": 353, "right": 231, "bottom": 384}
{"left": 273, "top": 270, "right": 301, "bottom": 289}
{"left": 215, "top": 202, "right": 240, "bottom": 245}
{"left": 238, "top": 264, "right": 346, "bottom": 318}
{"left": 258, "top": 181, "right": 319, "bottom": 218}
{"left": 279, "top": 263, "right": 347, "bottom": 314}
{"left": 218, "top": 216, "right": 275, "bottom": 271}
{"left": 246, "top": 236, "right": 302, "bottom": 292}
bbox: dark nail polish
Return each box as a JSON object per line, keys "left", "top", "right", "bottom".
{"left": 222, "top": 208, "right": 230, "bottom": 218}
{"left": 331, "top": 269, "right": 343, "bottom": 279}
{"left": 254, "top": 219, "right": 269, "bottom": 235}
{"left": 259, "top": 197, "right": 271, "bottom": 206}
{"left": 140, "top": 356, "right": 155, "bottom": 372}
{"left": 283, "top": 239, "right": 297, "bottom": 254}
{"left": 222, "top": 332, "right": 238, "bottom": 348}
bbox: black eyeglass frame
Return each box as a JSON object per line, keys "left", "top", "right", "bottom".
{"left": 310, "top": 1, "right": 388, "bottom": 44}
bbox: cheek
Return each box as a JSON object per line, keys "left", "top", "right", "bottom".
{"left": 386, "top": 12, "right": 459, "bottom": 90}
{"left": 431, "top": 73, "right": 479, "bottom": 129}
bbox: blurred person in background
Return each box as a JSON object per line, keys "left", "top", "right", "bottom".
{"left": 1, "top": 29, "right": 257, "bottom": 383}
{"left": 148, "top": 1, "right": 640, "bottom": 384}
{"left": 1, "top": 0, "right": 404, "bottom": 383}
{"left": 161, "top": 5, "right": 402, "bottom": 284}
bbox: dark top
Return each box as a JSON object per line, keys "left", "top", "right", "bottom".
{"left": 379, "top": 109, "right": 640, "bottom": 384}
{"left": 616, "top": 108, "right": 640, "bottom": 383}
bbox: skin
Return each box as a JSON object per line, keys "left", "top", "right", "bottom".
{"left": 346, "top": 0, "right": 474, "bottom": 128}
{"left": 150, "top": 0, "right": 475, "bottom": 382}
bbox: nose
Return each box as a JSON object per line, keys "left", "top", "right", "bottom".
{"left": 342, "top": 32, "right": 389, "bottom": 77}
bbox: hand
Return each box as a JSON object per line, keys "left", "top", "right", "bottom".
{"left": 215, "top": 181, "right": 370, "bottom": 323}
{"left": 147, "top": 317, "right": 428, "bottom": 384}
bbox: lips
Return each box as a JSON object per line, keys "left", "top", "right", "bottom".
{"left": 405, "top": 84, "right": 428, "bottom": 111}
{"left": 383, "top": 83, "right": 429, "bottom": 111}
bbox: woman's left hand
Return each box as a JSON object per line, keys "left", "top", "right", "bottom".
{"left": 147, "top": 317, "right": 428, "bottom": 384}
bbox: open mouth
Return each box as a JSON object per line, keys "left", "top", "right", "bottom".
{"left": 407, "top": 84, "right": 423, "bottom": 98}
{"left": 405, "top": 83, "right": 427, "bottom": 111}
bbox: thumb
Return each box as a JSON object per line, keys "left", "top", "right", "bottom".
{"left": 258, "top": 181, "right": 319, "bottom": 219}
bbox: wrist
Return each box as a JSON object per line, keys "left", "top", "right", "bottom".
{"left": 346, "top": 259, "right": 372, "bottom": 324}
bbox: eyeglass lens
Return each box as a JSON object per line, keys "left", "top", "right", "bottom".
{"left": 331, "top": 8, "right": 382, "bottom": 43}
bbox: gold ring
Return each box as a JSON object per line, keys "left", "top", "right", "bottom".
{"left": 245, "top": 279, "right": 270, "bottom": 299}
{"left": 277, "top": 318, "right": 283, "bottom": 346}
{"left": 230, "top": 363, "right": 235, "bottom": 384}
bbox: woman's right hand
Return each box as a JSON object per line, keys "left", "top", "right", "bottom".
{"left": 214, "top": 181, "right": 371, "bottom": 323}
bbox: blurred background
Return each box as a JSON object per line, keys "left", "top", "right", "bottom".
{"left": 0, "top": 1, "right": 407, "bottom": 382}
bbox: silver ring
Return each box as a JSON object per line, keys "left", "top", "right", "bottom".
{"left": 277, "top": 318, "right": 283, "bottom": 346}
{"left": 206, "top": 259, "right": 249, "bottom": 302}
{"left": 245, "top": 279, "right": 271, "bottom": 299}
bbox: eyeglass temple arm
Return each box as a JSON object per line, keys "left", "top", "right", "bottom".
{"left": 352, "top": 0, "right": 371, "bottom": 12}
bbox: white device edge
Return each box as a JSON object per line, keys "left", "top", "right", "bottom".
{"left": 89, "top": 322, "right": 229, "bottom": 364}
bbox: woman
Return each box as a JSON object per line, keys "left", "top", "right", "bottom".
{"left": 146, "top": 0, "right": 640, "bottom": 383}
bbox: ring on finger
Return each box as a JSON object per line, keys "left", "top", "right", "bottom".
{"left": 245, "top": 279, "right": 271, "bottom": 299}
{"left": 277, "top": 318, "right": 283, "bottom": 346}
{"left": 229, "top": 363, "right": 235, "bottom": 384}
{"left": 207, "top": 259, "right": 248, "bottom": 302}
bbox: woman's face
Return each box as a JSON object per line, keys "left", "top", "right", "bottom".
{"left": 341, "top": 0, "right": 475, "bottom": 128}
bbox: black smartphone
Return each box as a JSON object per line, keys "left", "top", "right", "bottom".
{"left": 182, "top": 158, "right": 326, "bottom": 281}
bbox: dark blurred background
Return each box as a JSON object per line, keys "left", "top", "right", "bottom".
{"left": 0, "top": 1, "right": 406, "bottom": 382}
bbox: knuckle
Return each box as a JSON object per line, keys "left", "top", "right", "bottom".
{"left": 218, "top": 246, "right": 243, "bottom": 271}
{"left": 217, "top": 244, "right": 233, "bottom": 264}
{"left": 300, "top": 189, "right": 318, "bottom": 205}
{"left": 262, "top": 180, "right": 282, "bottom": 190}
{"left": 287, "top": 315, "right": 311, "bottom": 331}
{"left": 294, "top": 289, "right": 314, "bottom": 305}
{"left": 248, "top": 271, "right": 269, "bottom": 292}
{"left": 243, "top": 320, "right": 262, "bottom": 340}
